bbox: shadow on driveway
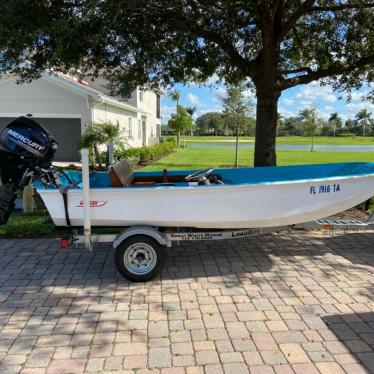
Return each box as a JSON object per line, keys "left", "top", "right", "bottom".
{"left": 322, "top": 312, "right": 374, "bottom": 372}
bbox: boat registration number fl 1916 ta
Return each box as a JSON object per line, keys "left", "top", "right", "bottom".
{"left": 310, "top": 184, "right": 341, "bottom": 195}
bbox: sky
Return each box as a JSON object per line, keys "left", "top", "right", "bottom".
{"left": 160, "top": 79, "right": 374, "bottom": 125}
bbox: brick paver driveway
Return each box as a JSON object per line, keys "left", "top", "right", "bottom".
{"left": 0, "top": 230, "right": 373, "bottom": 374}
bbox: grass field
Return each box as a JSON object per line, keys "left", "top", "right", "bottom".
{"left": 0, "top": 211, "right": 124, "bottom": 239}
{"left": 177, "top": 135, "right": 374, "bottom": 145}
{"left": 0, "top": 211, "right": 56, "bottom": 238}
{"left": 142, "top": 148, "right": 374, "bottom": 171}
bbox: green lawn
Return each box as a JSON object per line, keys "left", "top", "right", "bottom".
{"left": 176, "top": 135, "right": 374, "bottom": 145}
{"left": 141, "top": 148, "right": 374, "bottom": 171}
{"left": 0, "top": 211, "right": 124, "bottom": 239}
{"left": 0, "top": 211, "right": 56, "bottom": 238}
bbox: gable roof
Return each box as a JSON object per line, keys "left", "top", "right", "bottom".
{"left": 44, "top": 72, "right": 146, "bottom": 114}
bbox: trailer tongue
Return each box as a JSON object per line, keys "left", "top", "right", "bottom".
{"left": 0, "top": 117, "right": 57, "bottom": 224}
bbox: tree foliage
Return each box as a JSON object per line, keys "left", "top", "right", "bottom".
{"left": 327, "top": 113, "right": 343, "bottom": 137}
{"left": 354, "top": 108, "right": 374, "bottom": 136}
{"left": 220, "top": 83, "right": 253, "bottom": 135}
{"left": 80, "top": 121, "right": 124, "bottom": 169}
{"left": 297, "top": 105, "right": 322, "bottom": 150}
{"left": 195, "top": 111, "right": 256, "bottom": 136}
{"left": 220, "top": 82, "right": 254, "bottom": 166}
{"left": 196, "top": 112, "right": 225, "bottom": 135}
{"left": 168, "top": 105, "right": 193, "bottom": 146}
{"left": 1, "top": 1, "right": 373, "bottom": 165}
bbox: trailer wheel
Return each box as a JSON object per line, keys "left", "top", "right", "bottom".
{"left": 115, "top": 235, "right": 166, "bottom": 282}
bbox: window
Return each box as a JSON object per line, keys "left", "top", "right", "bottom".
{"left": 139, "top": 90, "right": 143, "bottom": 102}
{"left": 128, "top": 117, "right": 133, "bottom": 138}
{"left": 156, "top": 94, "right": 161, "bottom": 119}
{"left": 138, "top": 120, "right": 142, "bottom": 139}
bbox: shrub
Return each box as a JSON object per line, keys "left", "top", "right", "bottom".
{"left": 114, "top": 139, "right": 176, "bottom": 166}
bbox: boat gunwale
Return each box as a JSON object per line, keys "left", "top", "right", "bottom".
{"left": 36, "top": 172, "right": 374, "bottom": 194}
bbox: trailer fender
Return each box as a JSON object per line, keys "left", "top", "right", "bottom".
{"left": 113, "top": 226, "right": 169, "bottom": 249}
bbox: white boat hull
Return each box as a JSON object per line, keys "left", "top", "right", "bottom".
{"left": 38, "top": 174, "right": 374, "bottom": 229}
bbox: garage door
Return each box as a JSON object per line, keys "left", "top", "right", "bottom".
{"left": 0, "top": 117, "right": 81, "bottom": 162}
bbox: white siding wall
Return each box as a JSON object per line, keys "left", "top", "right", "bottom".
{"left": 136, "top": 89, "right": 161, "bottom": 146}
{"left": 92, "top": 103, "right": 143, "bottom": 147}
{"left": 0, "top": 77, "right": 91, "bottom": 130}
{"left": 124, "top": 90, "right": 138, "bottom": 108}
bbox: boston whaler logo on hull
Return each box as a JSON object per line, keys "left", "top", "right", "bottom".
{"left": 7, "top": 129, "right": 45, "bottom": 153}
{"left": 76, "top": 201, "right": 108, "bottom": 208}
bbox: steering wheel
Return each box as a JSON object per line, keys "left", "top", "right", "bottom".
{"left": 185, "top": 168, "right": 214, "bottom": 182}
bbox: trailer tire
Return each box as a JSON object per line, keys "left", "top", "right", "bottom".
{"left": 115, "top": 235, "right": 166, "bottom": 282}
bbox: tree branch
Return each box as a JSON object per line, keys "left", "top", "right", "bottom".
{"left": 282, "top": 66, "right": 312, "bottom": 74}
{"left": 200, "top": 30, "right": 257, "bottom": 78}
{"left": 311, "top": 3, "right": 374, "bottom": 11}
{"left": 281, "top": 56, "right": 374, "bottom": 90}
{"left": 278, "top": 0, "right": 316, "bottom": 40}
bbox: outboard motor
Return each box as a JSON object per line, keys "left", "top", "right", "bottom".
{"left": 0, "top": 117, "right": 58, "bottom": 224}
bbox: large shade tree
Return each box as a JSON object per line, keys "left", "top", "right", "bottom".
{"left": 0, "top": 1, "right": 373, "bottom": 166}
{"left": 196, "top": 112, "right": 226, "bottom": 134}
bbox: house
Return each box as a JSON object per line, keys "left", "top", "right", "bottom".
{"left": 0, "top": 72, "right": 162, "bottom": 162}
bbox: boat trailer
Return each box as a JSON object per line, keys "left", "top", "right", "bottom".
{"left": 66, "top": 217, "right": 374, "bottom": 282}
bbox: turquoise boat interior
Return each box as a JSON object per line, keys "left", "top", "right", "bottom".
{"left": 35, "top": 162, "right": 374, "bottom": 190}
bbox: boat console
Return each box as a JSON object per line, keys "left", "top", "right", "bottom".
{"left": 108, "top": 159, "right": 224, "bottom": 188}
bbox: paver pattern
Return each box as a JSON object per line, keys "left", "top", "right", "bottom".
{"left": 0, "top": 230, "right": 373, "bottom": 373}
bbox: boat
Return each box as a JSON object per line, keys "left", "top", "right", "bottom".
{"left": 35, "top": 161, "right": 374, "bottom": 229}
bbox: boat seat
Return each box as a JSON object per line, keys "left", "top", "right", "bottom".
{"left": 109, "top": 159, "right": 134, "bottom": 187}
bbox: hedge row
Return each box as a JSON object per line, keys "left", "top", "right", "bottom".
{"left": 114, "top": 139, "right": 176, "bottom": 166}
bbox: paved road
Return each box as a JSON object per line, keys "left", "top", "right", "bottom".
{"left": 0, "top": 230, "right": 373, "bottom": 374}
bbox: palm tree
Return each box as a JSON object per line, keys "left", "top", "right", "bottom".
{"left": 355, "top": 109, "right": 372, "bottom": 137}
{"left": 298, "top": 105, "right": 320, "bottom": 151}
{"left": 80, "top": 121, "right": 124, "bottom": 169}
{"left": 168, "top": 89, "right": 181, "bottom": 146}
{"left": 80, "top": 127, "right": 104, "bottom": 169}
{"left": 328, "top": 112, "right": 342, "bottom": 137}
{"left": 186, "top": 106, "right": 197, "bottom": 135}
{"left": 168, "top": 105, "right": 192, "bottom": 147}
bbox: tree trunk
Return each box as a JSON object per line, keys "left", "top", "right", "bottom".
{"left": 176, "top": 131, "right": 180, "bottom": 147}
{"left": 254, "top": 89, "right": 280, "bottom": 167}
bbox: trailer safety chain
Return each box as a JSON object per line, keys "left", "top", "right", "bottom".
{"left": 59, "top": 184, "right": 75, "bottom": 228}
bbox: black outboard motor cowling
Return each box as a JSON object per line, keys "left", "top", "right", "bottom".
{"left": 0, "top": 117, "right": 58, "bottom": 224}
